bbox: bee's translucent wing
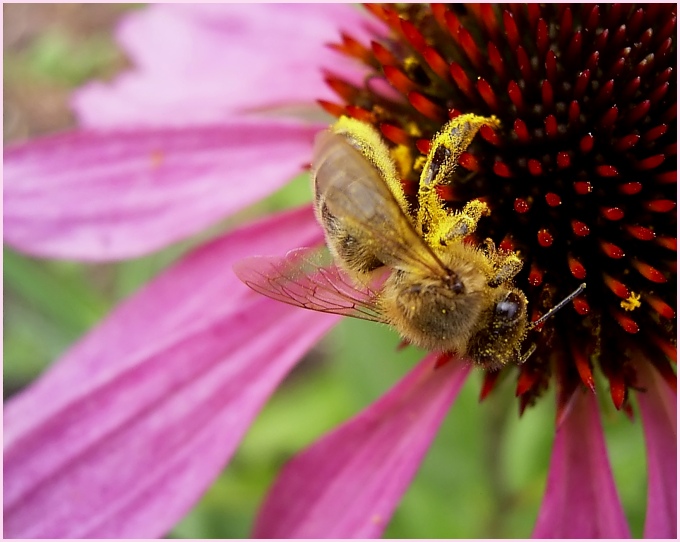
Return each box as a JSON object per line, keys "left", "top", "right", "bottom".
{"left": 313, "top": 130, "right": 451, "bottom": 278}
{"left": 233, "top": 247, "right": 387, "bottom": 323}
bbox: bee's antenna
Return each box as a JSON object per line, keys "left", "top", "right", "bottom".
{"left": 518, "top": 343, "right": 537, "bottom": 365}
{"left": 528, "top": 283, "right": 587, "bottom": 331}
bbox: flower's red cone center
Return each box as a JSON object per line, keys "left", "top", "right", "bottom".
{"left": 319, "top": 3, "right": 676, "bottom": 412}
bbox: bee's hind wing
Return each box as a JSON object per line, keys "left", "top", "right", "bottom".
{"left": 233, "top": 246, "right": 387, "bottom": 323}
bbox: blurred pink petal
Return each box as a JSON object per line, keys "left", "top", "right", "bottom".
{"left": 72, "top": 4, "right": 386, "bottom": 127}
{"left": 533, "top": 391, "right": 630, "bottom": 538}
{"left": 4, "top": 206, "right": 338, "bottom": 538}
{"left": 635, "top": 361, "right": 677, "bottom": 538}
{"left": 254, "top": 354, "right": 471, "bottom": 538}
{"left": 4, "top": 120, "right": 320, "bottom": 260}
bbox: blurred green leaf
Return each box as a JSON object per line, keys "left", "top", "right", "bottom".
{"left": 4, "top": 248, "right": 109, "bottom": 331}
{"left": 25, "top": 30, "right": 122, "bottom": 86}
{"left": 4, "top": 248, "right": 109, "bottom": 388}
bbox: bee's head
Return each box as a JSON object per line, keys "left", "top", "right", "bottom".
{"left": 467, "top": 287, "right": 529, "bottom": 370}
{"left": 492, "top": 290, "right": 527, "bottom": 332}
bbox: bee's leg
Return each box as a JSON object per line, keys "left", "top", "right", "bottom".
{"left": 482, "top": 238, "right": 496, "bottom": 256}
{"left": 431, "top": 199, "right": 490, "bottom": 245}
{"left": 488, "top": 250, "right": 523, "bottom": 287}
{"left": 417, "top": 113, "right": 501, "bottom": 242}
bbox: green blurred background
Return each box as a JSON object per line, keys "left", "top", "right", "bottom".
{"left": 4, "top": 4, "right": 647, "bottom": 538}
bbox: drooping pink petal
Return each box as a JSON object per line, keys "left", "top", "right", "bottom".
{"left": 72, "top": 4, "right": 387, "bottom": 128}
{"left": 4, "top": 120, "right": 321, "bottom": 260}
{"left": 253, "top": 354, "right": 472, "bottom": 538}
{"left": 635, "top": 360, "right": 677, "bottom": 538}
{"left": 4, "top": 205, "right": 336, "bottom": 538}
{"left": 532, "top": 390, "right": 631, "bottom": 538}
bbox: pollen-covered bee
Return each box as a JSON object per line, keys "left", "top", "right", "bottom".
{"left": 235, "top": 114, "right": 584, "bottom": 369}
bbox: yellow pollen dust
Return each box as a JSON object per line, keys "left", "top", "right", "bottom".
{"left": 621, "top": 292, "right": 642, "bottom": 311}
{"left": 372, "top": 104, "right": 387, "bottom": 117}
{"left": 403, "top": 56, "right": 419, "bottom": 70}
{"left": 391, "top": 144, "right": 414, "bottom": 179}
{"left": 413, "top": 155, "right": 427, "bottom": 173}
{"left": 150, "top": 150, "right": 164, "bottom": 168}
{"left": 403, "top": 56, "right": 422, "bottom": 84}
{"left": 404, "top": 121, "right": 422, "bottom": 138}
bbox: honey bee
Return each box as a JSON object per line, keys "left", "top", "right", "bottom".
{"left": 235, "top": 114, "right": 585, "bottom": 369}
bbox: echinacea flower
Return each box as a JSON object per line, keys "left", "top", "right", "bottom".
{"left": 3, "top": 3, "right": 676, "bottom": 539}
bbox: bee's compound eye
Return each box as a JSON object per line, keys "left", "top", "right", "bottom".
{"left": 495, "top": 292, "right": 521, "bottom": 320}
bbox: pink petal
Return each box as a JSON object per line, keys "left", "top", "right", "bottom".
{"left": 72, "top": 4, "right": 386, "bottom": 128}
{"left": 533, "top": 390, "right": 631, "bottom": 538}
{"left": 4, "top": 205, "right": 337, "bottom": 538}
{"left": 254, "top": 354, "right": 471, "bottom": 538}
{"left": 4, "top": 120, "right": 321, "bottom": 260}
{"left": 635, "top": 360, "right": 677, "bottom": 538}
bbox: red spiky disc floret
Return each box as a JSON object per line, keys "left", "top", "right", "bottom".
{"left": 322, "top": 4, "right": 676, "bottom": 411}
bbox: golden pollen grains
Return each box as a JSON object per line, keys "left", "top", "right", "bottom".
{"left": 236, "top": 115, "right": 584, "bottom": 370}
